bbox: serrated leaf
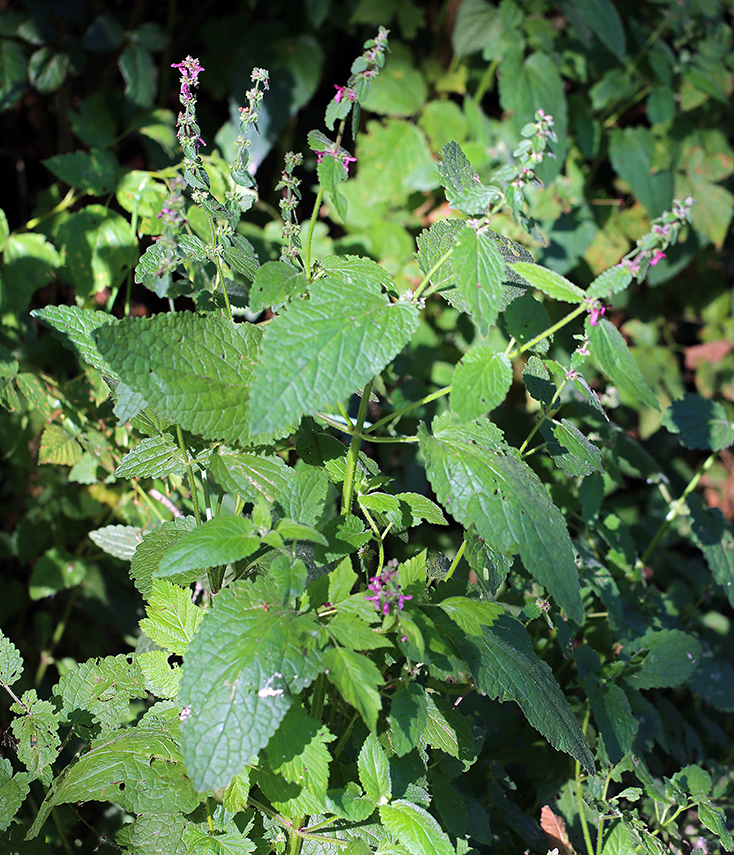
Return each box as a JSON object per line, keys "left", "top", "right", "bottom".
{"left": 687, "top": 494, "right": 734, "bottom": 609}
{"left": 324, "top": 782, "right": 376, "bottom": 822}
{"left": 54, "top": 653, "right": 147, "bottom": 729}
{"left": 588, "top": 317, "right": 659, "bottom": 411}
{"left": 42, "top": 149, "right": 118, "bottom": 195}
{"left": 222, "top": 239, "right": 259, "bottom": 281}
{"left": 540, "top": 418, "right": 604, "bottom": 477}
{"left": 450, "top": 227, "right": 505, "bottom": 333}
{"left": 394, "top": 492, "right": 447, "bottom": 526}
{"left": 698, "top": 800, "right": 733, "bottom": 850}
{"left": 38, "top": 423, "right": 83, "bottom": 466}
{"left": 379, "top": 800, "right": 455, "bottom": 855}
{"left": 438, "top": 597, "right": 504, "bottom": 636}
{"left": 452, "top": 613, "right": 594, "bottom": 773}
{"left": 422, "top": 693, "right": 475, "bottom": 765}
{"left": 249, "top": 261, "right": 309, "bottom": 313}
{"left": 10, "top": 690, "right": 60, "bottom": 784}
{"left": 0, "top": 759, "right": 29, "bottom": 834}
{"left": 31, "top": 305, "right": 118, "bottom": 378}
{"left": 119, "top": 43, "right": 156, "bottom": 108}
{"left": 277, "top": 467, "right": 329, "bottom": 527}
{"left": 327, "top": 613, "right": 392, "bottom": 651}
{"left": 415, "top": 218, "right": 466, "bottom": 296}
{"left": 138, "top": 650, "right": 181, "bottom": 700}
{"left": 130, "top": 517, "right": 198, "bottom": 599}
{"left": 624, "top": 629, "right": 701, "bottom": 690}
{"left": 586, "top": 265, "right": 633, "bottom": 299}
{"left": 662, "top": 393, "right": 733, "bottom": 451}
{"left": 573, "top": 0, "right": 626, "bottom": 62}
{"left": 95, "top": 313, "right": 272, "bottom": 446}
{"left": 27, "top": 723, "right": 201, "bottom": 839}
{"left": 129, "top": 813, "right": 188, "bottom": 855}
{"left": 504, "top": 290, "right": 551, "bottom": 353}
{"left": 29, "top": 547, "right": 87, "bottom": 600}
{"left": 89, "top": 524, "right": 143, "bottom": 561}
{"left": 210, "top": 447, "right": 295, "bottom": 504}
{"left": 509, "top": 261, "right": 585, "bottom": 303}
{"left": 419, "top": 411, "right": 584, "bottom": 623}
{"left": 139, "top": 579, "right": 204, "bottom": 655}
{"left": 314, "top": 514, "right": 372, "bottom": 563}
{"left": 115, "top": 433, "right": 186, "bottom": 479}
{"left": 157, "top": 516, "right": 261, "bottom": 578}
{"left": 179, "top": 578, "right": 322, "bottom": 791}
{"left": 323, "top": 647, "right": 382, "bottom": 731}
{"left": 583, "top": 676, "right": 637, "bottom": 765}
{"left": 390, "top": 683, "right": 428, "bottom": 757}
{"left": 436, "top": 140, "right": 481, "bottom": 198}
{"left": 249, "top": 261, "right": 419, "bottom": 435}
{"left": 451, "top": 346, "right": 512, "bottom": 420}
{"left": 0, "top": 629, "right": 23, "bottom": 687}
{"left": 358, "top": 732, "right": 391, "bottom": 805}
{"left": 184, "top": 825, "right": 257, "bottom": 854}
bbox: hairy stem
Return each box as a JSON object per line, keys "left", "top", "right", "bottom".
{"left": 340, "top": 381, "right": 374, "bottom": 516}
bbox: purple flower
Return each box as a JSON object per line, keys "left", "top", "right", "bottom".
{"left": 365, "top": 563, "right": 412, "bottom": 616}
{"left": 650, "top": 250, "right": 666, "bottom": 266}
{"left": 589, "top": 305, "right": 606, "bottom": 326}
{"left": 334, "top": 85, "right": 356, "bottom": 103}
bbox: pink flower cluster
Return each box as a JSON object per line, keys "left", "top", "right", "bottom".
{"left": 315, "top": 149, "right": 357, "bottom": 176}
{"left": 365, "top": 562, "right": 412, "bottom": 616}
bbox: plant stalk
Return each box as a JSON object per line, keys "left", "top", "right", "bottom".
{"left": 340, "top": 381, "right": 373, "bottom": 515}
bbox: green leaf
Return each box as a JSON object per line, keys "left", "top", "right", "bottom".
{"left": 139, "top": 579, "right": 204, "bottom": 655}
{"left": 31, "top": 306, "right": 118, "bottom": 378}
{"left": 249, "top": 260, "right": 419, "bottom": 435}
{"left": 180, "top": 579, "right": 322, "bottom": 791}
{"left": 43, "top": 149, "right": 118, "bottom": 195}
{"left": 322, "top": 647, "right": 382, "bottom": 731}
{"left": 314, "top": 514, "right": 372, "bottom": 563}
{"left": 422, "top": 693, "right": 474, "bottom": 763}
{"left": 317, "top": 148, "right": 350, "bottom": 222}
{"left": 624, "top": 629, "right": 701, "bottom": 690}
{"left": 54, "top": 653, "right": 147, "bottom": 730}
{"left": 698, "top": 800, "right": 734, "bottom": 850}
{"left": 95, "top": 313, "right": 273, "bottom": 446}
{"left": 415, "top": 217, "right": 466, "bottom": 297}
{"left": 362, "top": 44, "right": 427, "bottom": 117}
{"left": 572, "top": 0, "right": 626, "bottom": 61}
{"left": 509, "top": 261, "right": 585, "bottom": 303}
{"left": 10, "top": 690, "right": 60, "bottom": 784}
{"left": 57, "top": 205, "right": 137, "bottom": 298}
{"left": 38, "top": 424, "right": 83, "bottom": 467}
{"left": 27, "top": 722, "right": 201, "bottom": 839}
{"left": 130, "top": 517, "right": 198, "bottom": 599}
{"left": 662, "top": 393, "right": 733, "bottom": 451}
{"left": 324, "top": 782, "right": 376, "bottom": 823}
{"left": 119, "top": 43, "right": 156, "bottom": 107}
{"left": 687, "top": 494, "right": 734, "bottom": 609}
{"left": 450, "top": 227, "right": 505, "bottom": 333}
{"left": 451, "top": 346, "right": 512, "bottom": 420}
{"left": 222, "top": 235, "right": 259, "bottom": 281}
{"left": 379, "top": 800, "right": 455, "bottom": 855}
{"left": 2, "top": 232, "right": 61, "bottom": 314}
{"left": 138, "top": 650, "right": 181, "bottom": 700}
{"left": 358, "top": 732, "right": 391, "bottom": 804}
{"left": 249, "top": 261, "right": 309, "bottom": 313}
{"left": 586, "top": 265, "right": 633, "bottom": 300}
{"left": 29, "top": 547, "right": 86, "bottom": 600}
{"left": 0, "top": 38, "right": 27, "bottom": 111}
{"left": 540, "top": 418, "right": 604, "bottom": 477}
{"left": 390, "top": 683, "right": 428, "bottom": 757}
{"left": 452, "top": 613, "right": 594, "bottom": 773}
{"left": 115, "top": 434, "right": 187, "bottom": 479}
{"left": 609, "top": 128, "right": 673, "bottom": 217}
{"left": 503, "top": 291, "right": 551, "bottom": 353}
{"left": 419, "top": 412, "right": 584, "bottom": 623}
{"left": 438, "top": 597, "right": 504, "bottom": 636}
{"left": 0, "top": 758, "right": 29, "bottom": 834}
{"left": 393, "top": 492, "right": 447, "bottom": 527}
{"left": 128, "top": 813, "right": 188, "bottom": 855}
{"left": 210, "top": 447, "right": 295, "bottom": 504}
{"left": 582, "top": 675, "right": 637, "bottom": 764}
{"left": 588, "top": 317, "right": 659, "bottom": 411}
{"left": 328, "top": 613, "right": 392, "bottom": 651}
{"left": 28, "top": 47, "right": 69, "bottom": 93}
{"left": 0, "top": 629, "right": 23, "bottom": 687}
{"left": 157, "top": 516, "right": 261, "bottom": 578}
{"left": 89, "top": 525, "right": 142, "bottom": 561}
{"left": 277, "top": 467, "right": 329, "bottom": 527}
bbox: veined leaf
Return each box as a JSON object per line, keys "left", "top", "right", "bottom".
{"left": 277, "top": 467, "right": 329, "bottom": 527}
{"left": 156, "top": 516, "right": 261, "bottom": 577}
{"left": 588, "top": 317, "right": 659, "bottom": 410}
{"left": 95, "top": 313, "right": 272, "bottom": 446}
{"left": 249, "top": 261, "right": 309, "bottom": 313}
{"left": 451, "top": 346, "right": 512, "bottom": 420}
{"left": 451, "top": 227, "right": 505, "bottom": 333}
{"left": 115, "top": 433, "right": 186, "bottom": 479}
{"left": 209, "top": 447, "right": 295, "bottom": 504}
{"left": 358, "top": 732, "right": 391, "bottom": 805}
{"left": 0, "top": 759, "right": 29, "bottom": 835}
{"left": 662, "top": 393, "right": 734, "bottom": 451}
{"left": 130, "top": 517, "right": 198, "bottom": 599}
{"left": 624, "top": 629, "right": 701, "bottom": 690}
{"left": 379, "top": 800, "right": 455, "bottom": 855}
{"left": 249, "top": 259, "right": 419, "bottom": 435}
{"left": 452, "top": 612, "right": 594, "bottom": 773}
{"left": 31, "top": 305, "right": 118, "bottom": 378}
{"left": 509, "top": 261, "right": 585, "bottom": 303}
{"left": 419, "top": 412, "right": 584, "bottom": 623}
{"left": 539, "top": 418, "right": 604, "bottom": 477}
{"left": 139, "top": 579, "right": 204, "bottom": 655}
{"left": 9, "top": 690, "right": 60, "bottom": 785}
{"left": 437, "top": 597, "right": 504, "bottom": 636}
{"left": 0, "top": 630, "right": 23, "bottom": 687}
{"left": 322, "top": 647, "right": 382, "bottom": 731}
{"left": 390, "top": 683, "right": 428, "bottom": 757}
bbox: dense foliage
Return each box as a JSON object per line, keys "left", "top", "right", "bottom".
{"left": 1, "top": 1, "right": 733, "bottom": 854}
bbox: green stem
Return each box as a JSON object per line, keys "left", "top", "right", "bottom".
{"left": 519, "top": 374, "right": 569, "bottom": 455}
{"left": 575, "top": 706, "right": 596, "bottom": 855}
{"left": 640, "top": 451, "right": 717, "bottom": 567}
{"left": 473, "top": 57, "right": 500, "bottom": 103}
{"left": 316, "top": 413, "right": 419, "bottom": 444}
{"left": 176, "top": 425, "right": 202, "bottom": 526}
{"left": 508, "top": 304, "right": 587, "bottom": 359}
{"left": 206, "top": 212, "right": 233, "bottom": 320}
{"left": 361, "top": 505, "right": 384, "bottom": 572}
{"left": 304, "top": 186, "right": 324, "bottom": 278}
{"left": 310, "top": 674, "right": 327, "bottom": 722}
{"left": 596, "top": 769, "right": 613, "bottom": 855}
{"left": 412, "top": 248, "right": 454, "bottom": 301}
{"left": 287, "top": 819, "right": 303, "bottom": 855}
{"left": 25, "top": 187, "right": 77, "bottom": 230}
{"left": 363, "top": 386, "right": 451, "bottom": 434}
{"left": 332, "top": 711, "right": 359, "bottom": 759}
{"left": 444, "top": 538, "right": 467, "bottom": 583}
{"left": 340, "top": 381, "right": 374, "bottom": 516}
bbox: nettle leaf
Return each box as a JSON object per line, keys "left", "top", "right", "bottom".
{"left": 586, "top": 264, "right": 633, "bottom": 299}
{"left": 249, "top": 258, "right": 419, "bottom": 435}
{"left": 419, "top": 412, "right": 584, "bottom": 623}
{"left": 277, "top": 467, "right": 329, "bottom": 528}
{"left": 450, "top": 227, "right": 505, "bottom": 334}
{"left": 662, "top": 393, "right": 734, "bottom": 451}
{"left": 42, "top": 149, "right": 118, "bottom": 195}
{"left": 588, "top": 317, "right": 659, "bottom": 411}
{"left": 394, "top": 493, "right": 447, "bottom": 527}
{"left": 327, "top": 613, "right": 393, "bottom": 651}
{"left": 699, "top": 800, "right": 734, "bottom": 851}
{"left": 38, "top": 423, "right": 83, "bottom": 466}
{"left": 89, "top": 525, "right": 143, "bottom": 562}
{"left": 390, "top": 683, "right": 428, "bottom": 758}
{"left": 184, "top": 826, "right": 257, "bottom": 854}
{"left": 436, "top": 141, "right": 502, "bottom": 215}
{"left": 509, "top": 261, "right": 585, "bottom": 303}
{"left": 523, "top": 354, "right": 556, "bottom": 407}
{"left": 539, "top": 419, "right": 604, "bottom": 477}
{"left": 54, "top": 653, "right": 147, "bottom": 730}
{"left": 423, "top": 693, "right": 476, "bottom": 765}
{"left": 95, "top": 313, "right": 273, "bottom": 446}
{"left": 115, "top": 433, "right": 186, "bottom": 479}
{"left": 358, "top": 732, "right": 391, "bottom": 805}
{"left": 624, "top": 629, "right": 702, "bottom": 690}
{"left": 437, "top": 597, "right": 504, "bottom": 637}
{"left": 209, "top": 447, "right": 295, "bottom": 504}
{"left": 222, "top": 234, "right": 259, "bottom": 281}
{"left": 156, "top": 516, "right": 261, "bottom": 578}
{"left": 137, "top": 650, "right": 181, "bottom": 701}
{"left": 9, "top": 690, "right": 60, "bottom": 784}
{"left": 27, "top": 723, "right": 201, "bottom": 839}
{"left": 249, "top": 261, "right": 309, "bottom": 313}
{"left": 687, "top": 494, "right": 734, "bottom": 608}
{"left": 314, "top": 514, "right": 372, "bottom": 563}
{"left": 322, "top": 647, "right": 382, "bottom": 731}
{"left": 179, "top": 578, "right": 322, "bottom": 791}
{"left": 0, "top": 758, "right": 29, "bottom": 834}
{"left": 31, "top": 305, "right": 118, "bottom": 378}
{"left": 452, "top": 613, "right": 594, "bottom": 773}
{"left": 379, "top": 800, "right": 455, "bottom": 855}
{"left": 130, "top": 517, "right": 198, "bottom": 599}
{"left": 128, "top": 813, "right": 188, "bottom": 855}
{"left": 139, "top": 579, "right": 204, "bottom": 655}
{"left": 0, "top": 629, "right": 23, "bottom": 687}
{"left": 451, "top": 346, "right": 512, "bottom": 420}
{"left": 503, "top": 291, "right": 551, "bottom": 354}
{"left": 415, "top": 218, "right": 466, "bottom": 297}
